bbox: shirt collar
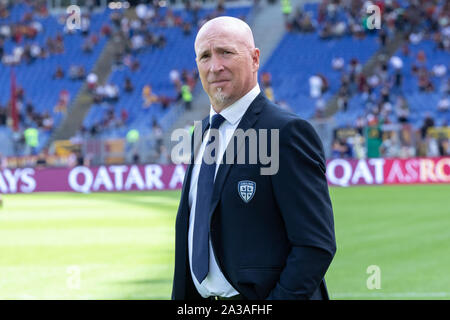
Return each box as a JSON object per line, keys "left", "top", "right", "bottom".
{"left": 209, "top": 83, "right": 261, "bottom": 126}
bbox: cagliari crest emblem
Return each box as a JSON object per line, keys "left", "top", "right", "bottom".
{"left": 238, "top": 180, "right": 256, "bottom": 203}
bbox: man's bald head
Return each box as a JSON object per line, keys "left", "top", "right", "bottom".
{"left": 194, "top": 16, "right": 256, "bottom": 56}
{"left": 194, "top": 16, "right": 260, "bottom": 112}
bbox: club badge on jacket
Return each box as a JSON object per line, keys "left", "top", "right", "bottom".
{"left": 238, "top": 180, "right": 256, "bottom": 203}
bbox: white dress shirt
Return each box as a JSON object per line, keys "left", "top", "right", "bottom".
{"left": 188, "top": 84, "right": 261, "bottom": 298}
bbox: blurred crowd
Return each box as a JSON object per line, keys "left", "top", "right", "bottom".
{"left": 286, "top": 0, "right": 450, "bottom": 43}
{"left": 1, "top": 0, "right": 448, "bottom": 167}
{"left": 0, "top": 0, "right": 112, "bottom": 157}
{"left": 291, "top": 0, "right": 450, "bottom": 159}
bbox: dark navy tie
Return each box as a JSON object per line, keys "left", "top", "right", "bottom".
{"left": 192, "top": 114, "right": 226, "bottom": 283}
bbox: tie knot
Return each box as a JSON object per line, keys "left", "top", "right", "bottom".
{"left": 210, "top": 114, "right": 226, "bottom": 130}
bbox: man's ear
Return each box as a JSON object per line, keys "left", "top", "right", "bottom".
{"left": 252, "top": 48, "right": 260, "bottom": 72}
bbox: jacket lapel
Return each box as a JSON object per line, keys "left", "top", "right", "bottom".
{"left": 208, "top": 93, "right": 266, "bottom": 222}
{"left": 179, "top": 117, "right": 210, "bottom": 218}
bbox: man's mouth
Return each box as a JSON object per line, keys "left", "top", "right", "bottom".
{"left": 210, "top": 80, "right": 229, "bottom": 84}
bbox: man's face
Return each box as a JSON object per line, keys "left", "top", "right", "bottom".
{"left": 195, "top": 26, "right": 259, "bottom": 110}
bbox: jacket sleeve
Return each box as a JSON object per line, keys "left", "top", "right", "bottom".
{"left": 267, "top": 118, "right": 336, "bottom": 300}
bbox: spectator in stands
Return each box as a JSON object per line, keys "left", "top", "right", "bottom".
{"left": 281, "top": 0, "right": 292, "bottom": 25}
{"left": 54, "top": 90, "right": 70, "bottom": 114}
{"left": 380, "top": 132, "right": 400, "bottom": 158}
{"left": 260, "top": 71, "right": 275, "bottom": 101}
{"left": 432, "top": 64, "right": 447, "bottom": 78}
{"left": 158, "top": 145, "right": 170, "bottom": 164}
{"left": 395, "top": 96, "right": 409, "bottom": 123}
{"left": 182, "top": 69, "right": 198, "bottom": 90}
{"left": 319, "top": 22, "right": 333, "bottom": 39}
{"left": 309, "top": 74, "right": 323, "bottom": 98}
{"left": 159, "top": 95, "right": 173, "bottom": 110}
{"left": 438, "top": 138, "right": 449, "bottom": 156}
{"left": 36, "top": 150, "right": 48, "bottom": 168}
{"left": 437, "top": 96, "right": 449, "bottom": 112}
{"left": 378, "top": 28, "right": 388, "bottom": 48}
{"left": 337, "top": 88, "right": 349, "bottom": 112}
{"left": 389, "top": 55, "right": 403, "bottom": 89}
{"left": 126, "top": 128, "right": 140, "bottom": 162}
{"left": 123, "top": 54, "right": 140, "bottom": 71}
{"left": 152, "top": 120, "right": 163, "bottom": 152}
{"left": 135, "top": 3, "right": 149, "bottom": 20}
{"left": 416, "top": 50, "right": 427, "bottom": 66}
{"left": 24, "top": 126, "right": 39, "bottom": 156}
{"left": 103, "top": 108, "right": 121, "bottom": 129}
{"left": 170, "top": 69, "right": 181, "bottom": 89}
{"left": 352, "top": 134, "right": 366, "bottom": 159}
{"left": 421, "top": 114, "right": 435, "bottom": 139}
{"left": 68, "top": 65, "right": 86, "bottom": 80}
{"left": 401, "top": 43, "right": 410, "bottom": 57}
{"left": 54, "top": 33, "right": 64, "bottom": 54}
{"left": 155, "top": 34, "right": 167, "bottom": 48}
{"left": 0, "top": 2, "right": 9, "bottom": 19}
{"left": 75, "top": 150, "right": 85, "bottom": 166}
{"left": 418, "top": 68, "right": 434, "bottom": 92}
{"left": 0, "top": 105, "right": 6, "bottom": 125}
{"left": 331, "top": 57, "right": 344, "bottom": 71}
{"left": 183, "top": 22, "right": 192, "bottom": 36}
{"left": 131, "top": 33, "right": 145, "bottom": 52}
{"left": 124, "top": 77, "right": 134, "bottom": 93}
{"left": 132, "top": 152, "right": 140, "bottom": 164}
{"left": 120, "top": 108, "right": 129, "bottom": 125}
{"left": 181, "top": 83, "right": 192, "bottom": 110}
{"left": 142, "top": 84, "right": 158, "bottom": 108}
{"left": 425, "top": 133, "right": 440, "bottom": 157}
{"left": 367, "top": 113, "right": 379, "bottom": 126}
{"left": 357, "top": 73, "right": 367, "bottom": 93}
{"left": 42, "top": 111, "right": 54, "bottom": 132}
{"left": 53, "top": 66, "right": 64, "bottom": 79}
{"left": 23, "top": 102, "right": 35, "bottom": 126}
{"left": 442, "top": 79, "right": 450, "bottom": 95}
{"left": 103, "top": 83, "right": 120, "bottom": 103}
{"left": 261, "top": 86, "right": 273, "bottom": 102}
{"left": 216, "top": 0, "right": 226, "bottom": 15}
{"left": 377, "top": 62, "right": 389, "bottom": 85}
{"left": 261, "top": 71, "right": 272, "bottom": 88}
{"left": 290, "top": 6, "right": 315, "bottom": 33}
{"left": 93, "top": 85, "right": 106, "bottom": 103}
{"left": 331, "top": 138, "right": 351, "bottom": 158}
{"left": 87, "top": 72, "right": 98, "bottom": 92}
{"left": 355, "top": 116, "right": 365, "bottom": 135}
{"left": 0, "top": 38, "right": 4, "bottom": 60}
{"left": 318, "top": 73, "right": 329, "bottom": 94}
{"left": 82, "top": 35, "right": 95, "bottom": 53}
{"left": 81, "top": 14, "right": 91, "bottom": 36}
{"left": 101, "top": 23, "right": 112, "bottom": 37}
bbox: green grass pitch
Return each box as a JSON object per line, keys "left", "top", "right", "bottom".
{"left": 0, "top": 184, "right": 449, "bottom": 299}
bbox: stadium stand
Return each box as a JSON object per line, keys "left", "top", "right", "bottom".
{"left": 261, "top": 2, "right": 380, "bottom": 120}
{"left": 80, "top": 4, "right": 252, "bottom": 140}
{"left": 0, "top": 0, "right": 448, "bottom": 167}
{"left": 327, "top": 0, "right": 449, "bottom": 158}
{"left": 0, "top": 0, "right": 110, "bottom": 155}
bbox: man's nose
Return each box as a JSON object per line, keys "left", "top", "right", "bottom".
{"left": 209, "top": 55, "right": 224, "bottom": 73}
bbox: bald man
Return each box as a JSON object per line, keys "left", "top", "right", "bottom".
{"left": 172, "top": 16, "right": 336, "bottom": 300}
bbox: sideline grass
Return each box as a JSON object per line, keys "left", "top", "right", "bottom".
{"left": 0, "top": 185, "right": 449, "bottom": 299}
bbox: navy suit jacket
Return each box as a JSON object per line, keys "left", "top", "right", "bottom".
{"left": 172, "top": 93, "right": 336, "bottom": 300}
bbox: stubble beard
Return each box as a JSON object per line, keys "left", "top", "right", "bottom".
{"left": 212, "top": 87, "right": 229, "bottom": 109}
